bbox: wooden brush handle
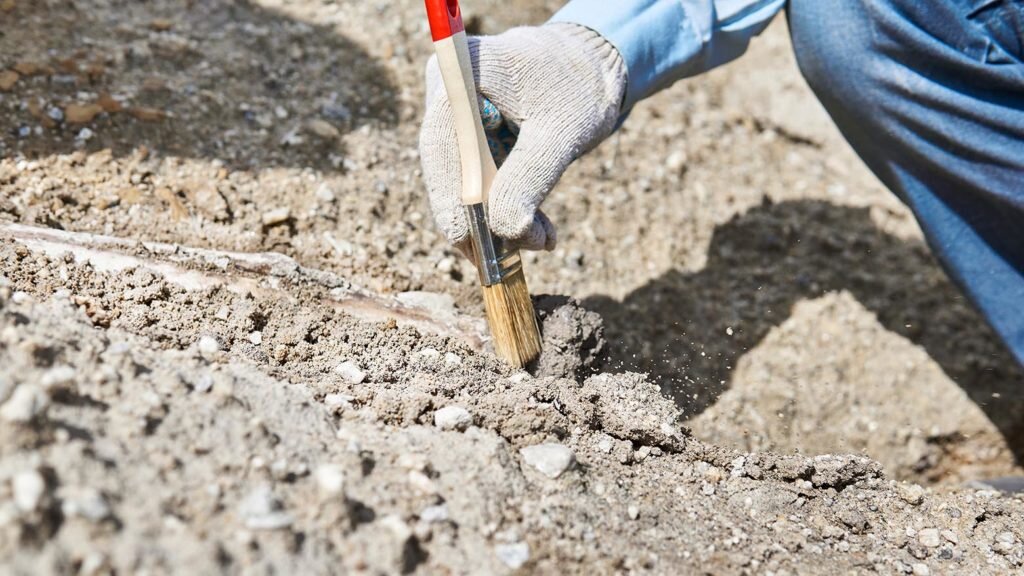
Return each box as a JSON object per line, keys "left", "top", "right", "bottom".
{"left": 425, "top": 0, "right": 497, "bottom": 206}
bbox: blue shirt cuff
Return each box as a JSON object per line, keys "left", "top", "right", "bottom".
{"left": 550, "top": 0, "right": 705, "bottom": 111}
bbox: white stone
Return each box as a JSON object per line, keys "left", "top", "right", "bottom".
{"left": 627, "top": 505, "right": 640, "bottom": 520}
{"left": 495, "top": 542, "right": 530, "bottom": 569}
{"left": 197, "top": 335, "right": 220, "bottom": 356}
{"left": 508, "top": 372, "right": 532, "bottom": 384}
{"left": 315, "top": 183, "right": 336, "bottom": 203}
{"left": 1, "top": 384, "right": 49, "bottom": 423}
{"left": 314, "top": 464, "right": 346, "bottom": 495}
{"left": 40, "top": 365, "right": 76, "bottom": 391}
{"left": 324, "top": 393, "right": 354, "bottom": 409}
{"left": 519, "top": 443, "right": 575, "bottom": 479}
{"left": 248, "top": 331, "right": 263, "bottom": 345}
{"left": 420, "top": 504, "right": 448, "bottom": 523}
{"left": 416, "top": 348, "right": 441, "bottom": 360}
{"left": 433, "top": 405, "right": 472, "bottom": 431}
{"left": 334, "top": 361, "right": 366, "bottom": 384}
{"left": 897, "top": 483, "right": 925, "bottom": 505}
{"left": 261, "top": 207, "right": 291, "bottom": 226}
{"left": 443, "top": 352, "right": 462, "bottom": 366}
{"left": 911, "top": 563, "right": 930, "bottom": 576}
{"left": 13, "top": 470, "right": 46, "bottom": 512}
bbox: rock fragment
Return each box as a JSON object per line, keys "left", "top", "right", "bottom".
{"left": 261, "top": 207, "right": 291, "bottom": 226}
{"left": 993, "top": 531, "right": 1017, "bottom": 555}
{"left": 314, "top": 464, "right": 346, "bottom": 496}
{"left": 1, "top": 384, "right": 49, "bottom": 422}
{"left": 334, "top": 361, "right": 366, "bottom": 384}
{"left": 197, "top": 335, "right": 220, "bottom": 357}
{"left": 434, "top": 405, "right": 472, "bottom": 431}
{"left": 307, "top": 119, "right": 340, "bottom": 139}
{"left": 898, "top": 483, "right": 925, "bottom": 505}
{"left": 13, "top": 469, "right": 47, "bottom": 512}
{"left": 128, "top": 107, "right": 165, "bottom": 122}
{"left": 64, "top": 103, "right": 103, "bottom": 124}
{"left": 520, "top": 443, "right": 575, "bottom": 479}
{"left": 495, "top": 542, "right": 530, "bottom": 569}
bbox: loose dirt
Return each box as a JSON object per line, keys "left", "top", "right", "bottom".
{"left": 1, "top": 0, "right": 1023, "bottom": 574}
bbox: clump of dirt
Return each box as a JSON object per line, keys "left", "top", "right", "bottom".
{"left": 531, "top": 295, "right": 606, "bottom": 380}
{"left": 2, "top": 257, "right": 1024, "bottom": 575}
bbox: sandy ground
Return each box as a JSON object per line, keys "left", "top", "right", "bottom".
{"left": 1, "top": 0, "right": 1023, "bottom": 574}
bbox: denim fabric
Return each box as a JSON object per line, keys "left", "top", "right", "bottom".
{"left": 788, "top": 0, "right": 1024, "bottom": 365}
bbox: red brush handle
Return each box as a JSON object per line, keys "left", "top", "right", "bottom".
{"left": 425, "top": 0, "right": 465, "bottom": 41}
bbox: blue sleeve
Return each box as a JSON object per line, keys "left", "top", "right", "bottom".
{"left": 550, "top": 0, "right": 787, "bottom": 110}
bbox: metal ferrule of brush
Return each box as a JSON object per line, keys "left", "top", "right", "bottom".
{"left": 465, "top": 203, "right": 522, "bottom": 286}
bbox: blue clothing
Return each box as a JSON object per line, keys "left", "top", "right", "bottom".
{"left": 552, "top": 0, "right": 1024, "bottom": 367}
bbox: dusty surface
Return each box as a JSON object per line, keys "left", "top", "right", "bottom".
{"left": 1, "top": 0, "right": 1023, "bottom": 574}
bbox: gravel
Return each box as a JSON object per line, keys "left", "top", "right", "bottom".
{"left": 433, "top": 405, "right": 472, "bottom": 431}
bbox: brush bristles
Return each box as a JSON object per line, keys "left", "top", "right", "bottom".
{"left": 481, "top": 267, "right": 541, "bottom": 367}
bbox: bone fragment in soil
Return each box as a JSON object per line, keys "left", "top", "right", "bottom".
{"left": 0, "top": 223, "right": 488, "bottom": 351}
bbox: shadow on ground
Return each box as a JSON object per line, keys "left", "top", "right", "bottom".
{"left": 1, "top": 0, "right": 397, "bottom": 172}
{"left": 584, "top": 199, "right": 1024, "bottom": 462}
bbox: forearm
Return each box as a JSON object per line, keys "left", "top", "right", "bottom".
{"left": 550, "top": 0, "right": 786, "bottom": 110}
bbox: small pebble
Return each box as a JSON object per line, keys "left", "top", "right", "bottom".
{"left": 416, "top": 348, "right": 441, "bottom": 361}
{"left": 324, "top": 393, "right": 354, "bottom": 409}
{"left": 334, "top": 361, "right": 366, "bottom": 384}
{"left": 197, "top": 335, "right": 220, "bottom": 356}
{"left": 520, "top": 443, "right": 575, "bottom": 479}
{"left": 248, "top": 331, "right": 262, "bottom": 345}
{"left": 434, "top": 405, "right": 472, "bottom": 431}
{"left": 261, "top": 207, "right": 291, "bottom": 226}
{"left": 1, "top": 384, "right": 49, "bottom": 423}
{"left": 40, "top": 365, "right": 75, "bottom": 392}
{"left": 443, "top": 352, "right": 462, "bottom": 366}
{"left": 627, "top": 505, "right": 640, "bottom": 520}
{"left": 993, "top": 531, "right": 1016, "bottom": 555}
{"left": 13, "top": 470, "right": 46, "bottom": 512}
{"left": 315, "top": 183, "right": 336, "bottom": 203}
{"left": 306, "top": 118, "right": 340, "bottom": 139}
{"left": 911, "top": 563, "right": 930, "bottom": 576}
{"left": 898, "top": 483, "right": 925, "bottom": 505}
{"left": 495, "top": 542, "right": 530, "bottom": 569}
{"left": 420, "top": 504, "right": 448, "bottom": 523}
{"left": 314, "top": 464, "right": 346, "bottom": 495}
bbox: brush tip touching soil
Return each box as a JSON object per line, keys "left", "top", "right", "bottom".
{"left": 481, "top": 267, "right": 541, "bottom": 367}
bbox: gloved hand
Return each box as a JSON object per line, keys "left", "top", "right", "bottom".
{"left": 419, "top": 22, "right": 627, "bottom": 251}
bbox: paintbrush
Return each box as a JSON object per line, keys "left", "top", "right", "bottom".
{"left": 424, "top": 0, "right": 542, "bottom": 367}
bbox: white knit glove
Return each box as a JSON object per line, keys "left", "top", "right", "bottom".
{"left": 420, "top": 22, "right": 627, "bottom": 251}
